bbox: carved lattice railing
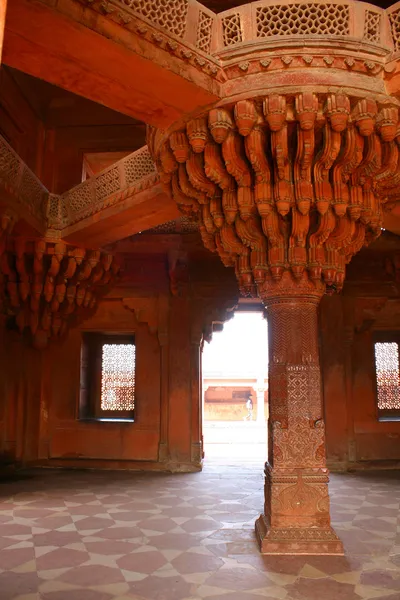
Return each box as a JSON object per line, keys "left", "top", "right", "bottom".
{"left": 92, "top": 0, "right": 400, "bottom": 56}
{"left": 60, "top": 146, "right": 158, "bottom": 228}
{"left": 6, "top": 1, "right": 400, "bottom": 238}
{"left": 0, "top": 136, "right": 47, "bottom": 228}
{"left": 216, "top": 1, "right": 391, "bottom": 52}
{"left": 0, "top": 137, "right": 160, "bottom": 235}
{"left": 77, "top": 0, "right": 218, "bottom": 54}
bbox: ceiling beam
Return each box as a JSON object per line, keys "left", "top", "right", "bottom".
{"left": 3, "top": 0, "right": 220, "bottom": 128}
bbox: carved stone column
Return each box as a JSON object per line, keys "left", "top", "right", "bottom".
{"left": 255, "top": 272, "right": 343, "bottom": 554}
{"left": 151, "top": 88, "right": 399, "bottom": 553}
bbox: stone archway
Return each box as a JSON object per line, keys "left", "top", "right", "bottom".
{"left": 202, "top": 308, "right": 269, "bottom": 461}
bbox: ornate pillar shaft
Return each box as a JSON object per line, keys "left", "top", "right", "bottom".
{"left": 255, "top": 273, "right": 343, "bottom": 554}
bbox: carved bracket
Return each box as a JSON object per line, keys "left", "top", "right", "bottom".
{"left": 154, "top": 91, "right": 399, "bottom": 300}
{"left": 0, "top": 238, "right": 120, "bottom": 348}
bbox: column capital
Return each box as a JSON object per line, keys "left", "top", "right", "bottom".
{"left": 259, "top": 271, "right": 325, "bottom": 306}
{"left": 154, "top": 90, "right": 397, "bottom": 299}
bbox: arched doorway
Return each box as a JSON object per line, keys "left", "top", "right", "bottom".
{"left": 202, "top": 305, "right": 268, "bottom": 462}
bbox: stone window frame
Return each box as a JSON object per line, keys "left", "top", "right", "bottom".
{"left": 372, "top": 331, "right": 400, "bottom": 421}
{"left": 79, "top": 332, "right": 136, "bottom": 423}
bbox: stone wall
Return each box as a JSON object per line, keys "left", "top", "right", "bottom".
{"left": 0, "top": 241, "right": 238, "bottom": 471}
{"left": 322, "top": 232, "right": 400, "bottom": 471}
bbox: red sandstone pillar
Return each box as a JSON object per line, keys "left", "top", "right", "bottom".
{"left": 255, "top": 272, "right": 343, "bottom": 555}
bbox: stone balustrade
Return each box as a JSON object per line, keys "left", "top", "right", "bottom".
{"left": 60, "top": 146, "right": 158, "bottom": 228}
{"left": 105, "top": 0, "right": 400, "bottom": 56}
{"left": 0, "top": 136, "right": 47, "bottom": 230}
{"left": 216, "top": 1, "right": 390, "bottom": 52}
{"left": 0, "top": 136, "right": 159, "bottom": 236}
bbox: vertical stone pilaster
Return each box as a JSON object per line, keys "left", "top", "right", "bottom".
{"left": 255, "top": 272, "right": 343, "bottom": 555}
{"left": 158, "top": 296, "right": 170, "bottom": 463}
{"left": 0, "top": 1, "right": 7, "bottom": 64}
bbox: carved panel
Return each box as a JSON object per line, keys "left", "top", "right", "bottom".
{"left": 95, "top": 166, "right": 120, "bottom": 202}
{"left": 0, "top": 136, "right": 47, "bottom": 223}
{"left": 68, "top": 180, "right": 93, "bottom": 214}
{"left": 221, "top": 13, "right": 242, "bottom": 46}
{"left": 196, "top": 11, "right": 213, "bottom": 53}
{"left": 101, "top": 343, "right": 135, "bottom": 410}
{"left": 19, "top": 168, "right": 46, "bottom": 217}
{"left": 124, "top": 147, "right": 156, "bottom": 185}
{"left": 389, "top": 8, "right": 400, "bottom": 51}
{"left": 62, "top": 146, "right": 158, "bottom": 225}
{"left": 374, "top": 342, "right": 400, "bottom": 411}
{"left": 270, "top": 471, "right": 329, "bottom": 519}
{"left": 363, "top": 10, "right": 381, "bottom": 43}
{"left": 123, "top": 0, "right": 189, "bottom": 38}
{"left": 256, "top": 3, "right": 350, "bottom": 37}
{"left": 0, "top": 137, "right": 21, "bottom": 184}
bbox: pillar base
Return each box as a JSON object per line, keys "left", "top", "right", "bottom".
{"left": 255, "top": 514, "right": 344, "bottom": 555}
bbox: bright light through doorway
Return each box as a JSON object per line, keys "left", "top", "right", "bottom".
{"left": 202, "top": 312, "right": 268, "bottom": 463}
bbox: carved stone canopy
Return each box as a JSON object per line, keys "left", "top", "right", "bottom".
{"left": 152, "top": 91, "right": 400, "bottom": 299}
{"left": 0, "top": 234, "right": 121, "bottom": 348}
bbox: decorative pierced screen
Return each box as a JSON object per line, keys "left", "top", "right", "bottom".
{"left": 123, "top": 0, "right": 188, "bottom": 38}
{"left": 222, "top": 13, "right": 243, "bottom": 46}
{"left": 363, "top": 10, "right": 381, "bottom": 43}
{"left": 0, "top": 137, "right": 21, "bottom": 185}
{"left": 95, "top": 166, "right": 120, "bottom": 202}
{"left": 101, "top": 344, "right": 135, "bottom": 411}
{"left": 196, "top": 11, "right": 213, "bottom": 53}
{"left": 124, "top": 147, "right": 156, "bottom": 185}
{"left": 256, "top": 4, "right": 350, "bottom": 37}
{"left": 389, "top": 9, "right": 400, "bottom": 51}
{"left": 374, "top": 342, "right": 400, "bottom": 411}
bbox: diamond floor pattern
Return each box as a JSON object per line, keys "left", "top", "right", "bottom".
{"left": 0, "top": 464, "right": 399, "bottom": 599}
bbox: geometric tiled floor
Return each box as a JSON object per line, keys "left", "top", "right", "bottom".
{"left": 0, "top": 464, "right": 399, "bottom": 599}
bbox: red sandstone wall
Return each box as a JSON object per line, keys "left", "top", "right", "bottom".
{"left": 42, "top": 301, "right": 161, "bottom": 463}
{"left": 0, "top": 317, "right": 42, "bottom": 464}
{"left": 0, "top": 249, "right": 238, "bottom": 471}
{"left": 321, "top": 235, "right": 400, "bottom": 470}
{"left": 351, "top": 328, "right": 400, "bottom": 463}
{"left": 1, "top": 236, "right": 399, "bottom": 472}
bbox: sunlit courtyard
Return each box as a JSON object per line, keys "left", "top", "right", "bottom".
{"left": 202, "top": 311, "right": 269, "bottom": 463}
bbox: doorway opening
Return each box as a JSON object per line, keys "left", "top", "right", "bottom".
{"left": 202, "top": 306, "right": 268, "bottom": 463}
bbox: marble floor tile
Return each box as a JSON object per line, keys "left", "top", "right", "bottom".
{"left": 0, "top": 465, "right": 399, "bottom": 599}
